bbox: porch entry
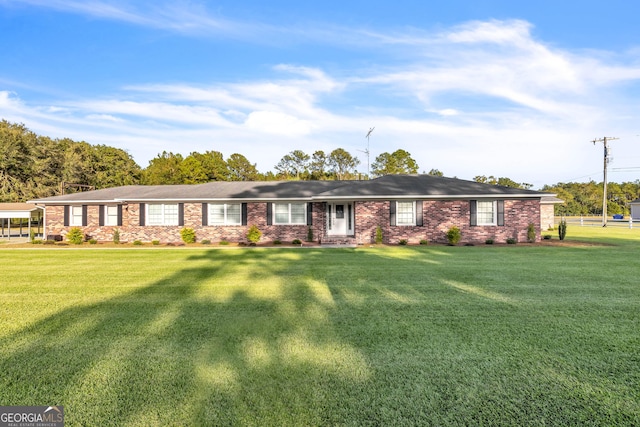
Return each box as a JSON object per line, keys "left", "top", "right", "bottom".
{"left": 326, "top": 202, "right": 354, "bottom": 236}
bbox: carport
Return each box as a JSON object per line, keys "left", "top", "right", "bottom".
{"left": 0, "top": 203, "right": 44, "bottom": 240}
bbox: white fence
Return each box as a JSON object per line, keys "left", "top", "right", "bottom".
{"left": 556, "top": 216, "right": 637, "bottom": 228}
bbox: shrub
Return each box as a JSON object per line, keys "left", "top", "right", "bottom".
{"left": 247, "top": 225, "right": 262, "bottom": 244}
{"left": 29, "top": 230, "right": 36, "bottom": 242}
{"left": 88, "top": 239, "right": 98, "bottom": 245}
{"left": 558, "top": 219, "right": 567, "bottom": 241}
{"left": 398, "top": 239, "right": 408, "bottom": 246}
{"left": 419, "top": 239, "right": 429, "bottom": 245}
{"left": 152, "top": 240, "right": 160, "bottom": 245}
{"left": 66, "top": 227, "right": 84, "bottom": 245}
{"left": 375, "top": 226, "right": 383, "bottom": 244}
{"left": 133, "top": 240, "right": 143, "bottom": 246}
{"left": 219, "top": 240, "right": 230, "bottom": 246}
{"left": 485, "top": 239, "right": 494, "bottom": 245}
{"left": 543, "top": 234, "right": 552, "bottom": 240}
{"left": 273, "top": 239, "right": 282, "bottom": 245}
{"left": 307, "top": 226, "right": 314, "bottom": 242}
{"left": 31, "top": 239, "right": 43, "bottom": 245}
{"left": 292, "top": 239, "right": 302, "bottom": 245}
{"left": 113, "top": 228, "right": 120, "bottom": 244}
{"left": 200, "top": 239, "right": 211, "bottom": 245}
{"left": 527, "top": 223, "right": 536, "bottom": 243}
{"left": 180, "top": 227, "right": 196, "bottom": 244}
{"left": 506, "top": 238, "right": 517, "bottom": 244}
{"left": 446, "top": 226, "right": 461, "bottom": 245}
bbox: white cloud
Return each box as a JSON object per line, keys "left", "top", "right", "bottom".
{"left": 2, "top": 17, "right": 639, "bottom": 186}
{"left": 436, "top": 109, "right": 459, "bottom": 117}
{"left": 244, "top": 111, "right": 313, "bottom": 136}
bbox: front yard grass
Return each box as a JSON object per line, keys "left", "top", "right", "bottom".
{"left": 1, "top": 230, "right": 639, "bottom": 425}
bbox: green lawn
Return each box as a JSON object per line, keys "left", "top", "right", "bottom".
{"left": 1, "top": 229, "right": 639, "bottom": 426}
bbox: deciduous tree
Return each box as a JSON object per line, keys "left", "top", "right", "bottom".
{"left": 328, "top": 148, "right": 360, "bottom": 180}
{"left": 227, "top": 153, "right": 259, "bottom": 181}
{"left": 371, "top": 149, "right": 418, "bottom": 176}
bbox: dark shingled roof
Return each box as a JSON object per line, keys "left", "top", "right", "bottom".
{"left": 29, "top": 175, "right": 552, "bottom": 204}
{"left": 318, "top": 174, "right": 547, "bottom": 199}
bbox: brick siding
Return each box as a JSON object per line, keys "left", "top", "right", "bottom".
{"left": 44, "top": 199, "right": 541, "bottom": 244}
{"left": 540, "top": 204, "right": 555, "bottom": 231}
{"left": 355, "top": 199, "right": 541, "bottom": 244}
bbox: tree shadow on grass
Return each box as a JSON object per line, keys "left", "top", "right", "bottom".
{"left": 0, "top": 249, "right": 371, "bottom": 426}
{"left": 1, "top": 246, "right": 638, "bottom": 425}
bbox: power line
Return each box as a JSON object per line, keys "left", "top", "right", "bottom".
{"left": 611, "top": 167, "right": 640, "bottom": 171}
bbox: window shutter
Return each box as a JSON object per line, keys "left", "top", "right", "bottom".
{"left": 389, "top": 201, "right": 396, "bottom": 226}
{"left": 139, "top": 203, "right": 145, "bottom": 226}
{"left": 470, "top": 200, "right": 477, "bottom": 226}
{"left": 117, "top": 205, "right": 123, "bottom": 226}
{"left": 82, "top": 205, "right": 88, "bottom": 226}
{"left": 266, "top": 203, "right": 272, "bottom": 225}
{"left": 242, "top": 203, "right": 248, "bottom": 226}
{"left": 307, "top": 203, "right": 313, "bottom": 226}
{"left": 202, "top": 203, "right": 208, "bottom": 226}
{"left": 497, "top": 200, "right": 505, "bottom": 226}
{"left": 178, "top": 203, "right": 184, "bottom": 226}
{"left": 416, "top": 200, "right": 423, "bottom": 226}
{"left": 99, "top": 205, "right": 105, "bottom": 226}
{"left": 63, "top": 205, "right": 70, "bottom": 227}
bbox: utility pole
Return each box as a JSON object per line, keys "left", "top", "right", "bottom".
{"left": 592, "top": 137, "right": 619, "bottom": 226}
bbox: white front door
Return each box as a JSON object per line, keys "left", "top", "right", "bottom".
{"left": 327, "top": 203, "right": 354, "bottom": 236}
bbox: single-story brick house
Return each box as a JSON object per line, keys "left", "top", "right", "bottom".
{"left": 29, "top": 174, "right": 559, "bottom": 244}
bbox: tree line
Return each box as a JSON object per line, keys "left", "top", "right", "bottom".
{"left": 1, "top": 120, "right": 639, "bottom": 214}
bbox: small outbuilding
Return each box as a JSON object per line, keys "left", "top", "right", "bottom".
{"left": 0, "top": 203, "right": 44, "bottom": 240}
{"left": 630, "top": 199, "right": 640, "bottom": 221}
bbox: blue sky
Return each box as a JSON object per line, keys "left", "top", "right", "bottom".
{"left": 1, "top": 0, "right": 639, "bottom": 188}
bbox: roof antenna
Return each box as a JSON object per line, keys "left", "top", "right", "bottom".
{"left": 362, "top": 127, "right": 374, "bottom": 179}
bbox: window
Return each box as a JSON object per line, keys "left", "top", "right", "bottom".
{"left": 105, "top": 205, "right": 119, "bottom": 226}
{"left": 274, "top": 203, "right": 306, "bottom": 224}
{"left": 70, "top": 206, "right": 83, "bottom": 226}
{"left": 396, "top": 202, "right": 415, "bottom": 226}
{"left": 477, "top": 201, "right": 496, "bottom": 225}
{"left": 147, "top": 204, "right": 179, "bottom": 226}
{"left": 390, "top": 201, "right": 423, "bottom": 227}
{"left": 470, "top": 200, "right": 504, "bottom": 226}
{"left": 209, "top": 203, "right": 242, "bottom": 225}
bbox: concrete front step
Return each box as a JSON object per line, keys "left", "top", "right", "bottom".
{"left": 321, "top": 236, "right": 358, "bottom": 246}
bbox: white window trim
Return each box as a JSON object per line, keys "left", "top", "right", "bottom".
{"left": 208, "top": 203, "right": 242, "bottom": 226}
{"left": 396, "top": 201, "right": 416, "bottom": 226}
{"left": 147, "top": 203, "right": 179, "bottom": 226}
{"left": 70, "top": 206, "right": 83, "bottom": 226}
{"left": 105, "top": 205, "right": 119, "bottom": 226}
{"left": 273, "top": 202, "right": 307, "bottom": 225}
{"left": 477, "top": 200, "right": 497, "bottom": 226}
